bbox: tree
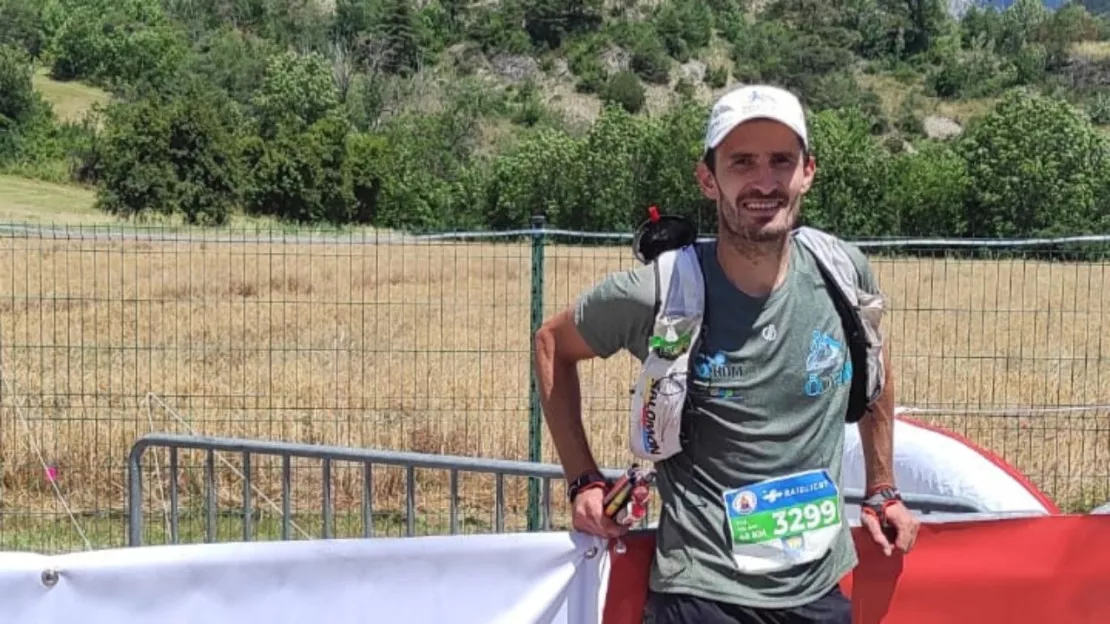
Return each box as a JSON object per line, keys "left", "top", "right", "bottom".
{"left": 881, "top": 0, "right": 950, "bottom": 57}
{"left": 379, "top": 0, "right": 422, "bottom": 75}
{"left": 241, "top": 113, "right": 355, "bottom": 223}
{"left": 48, "top": 0, "right": 189, "bottom": 92}
{"left": 251, "top": 50, "right": 341, "bottom": 140}
{"left": 0, "top": 43, "right": 46, "bottom": 162}
{"left": 0, "top": 0, "right": 46, "bottom": 57}
{"left": 0, "top": 44, "right": 35, "bottom": 129}
{"left": 94, "top": 82, "right": 243, "bottom": 225}
{"left": 957, "top": 89, "right": 1110, "bottom": 238}
{"left": 654, "top": 0, "right": 713, "bottom": 62}
{"left": 804, "top": 106, "right": 895, "bottom": 238}
{"left": 520, "top": 0, "right": 604, "bottom": 50}
{"left": 886, "top": 140, "right": 970, "bottom": 237}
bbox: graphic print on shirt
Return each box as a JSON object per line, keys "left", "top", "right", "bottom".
{"left": 694, "top": 350, "right": 744, "bottom": 400}
{"left": 803, "top": 330, "right": 852, "bottom": 398}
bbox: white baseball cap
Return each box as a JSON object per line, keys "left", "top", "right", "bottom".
{"left": 703, "top": 84, "right": 809, "bottom": 154}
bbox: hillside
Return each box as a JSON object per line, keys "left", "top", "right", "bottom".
{"left": 966, "top": 0, "right": 1068, "bottom": 10}
{"left": 2, "top": 0, "right": 1110, "bottom": 240}
{"left": 971, "top": 0, "right": 1067, "bottom": 10}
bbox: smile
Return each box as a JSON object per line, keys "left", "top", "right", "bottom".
{"left": 741, "top": 200, "right": 783, "bottom": 212}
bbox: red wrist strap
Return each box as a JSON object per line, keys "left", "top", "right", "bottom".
{"left": 577, "top": 481, "right": 607, "bottom": 497}
{"left": 862, "top": 498, "right": 902, "bottom": 518}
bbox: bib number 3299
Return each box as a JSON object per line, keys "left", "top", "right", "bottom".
{"left": 772, "top": 499, "right": 839, "bottom": 537}
{"left": 722, "top": 469, "right": 843, "bottom": 574}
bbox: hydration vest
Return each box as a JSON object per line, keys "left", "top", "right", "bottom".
{"left": 628, "top": 226, "right": 888, "bottom": 463}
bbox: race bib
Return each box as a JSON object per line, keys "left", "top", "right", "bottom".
{"left": 722, "top": 469, "right": 843, "bottom": 574}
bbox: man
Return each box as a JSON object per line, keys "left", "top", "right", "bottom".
{"left": 532, "top": 84, "right": 919, "bottom": 623}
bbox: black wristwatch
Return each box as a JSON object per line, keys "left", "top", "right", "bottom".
{"left": 567, "top": 470, "right": 608, "bottom": 503}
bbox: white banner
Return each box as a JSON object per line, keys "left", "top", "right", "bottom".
{"left": 0, "top": 531, "right": 610, "bottom": 624}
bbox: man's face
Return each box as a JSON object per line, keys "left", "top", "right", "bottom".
{"left": 695, "top": 119, "right": 816, "bottom": 246}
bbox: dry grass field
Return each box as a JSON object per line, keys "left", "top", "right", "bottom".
{"left": 4, "top": 34, "right": 1110, "bottom": 555}
{"left": 1072, "top": 40, "right": 1110, "bottom": 63}
{"left": 1, "top": 231, "right": 1109, "bottom": 551}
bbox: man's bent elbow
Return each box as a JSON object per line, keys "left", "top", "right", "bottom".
{"left": 533, "top": 321, "right": 557, "bottom": 371}
{"left": 533, "top": 307, "right": 597, "bottom": 368}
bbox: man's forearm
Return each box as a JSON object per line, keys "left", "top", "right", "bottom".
{"left": 534, "top": 336, "right": 599, "bottom": 481}
{"left": 859, "top": 345, "right": 896, "bottom": 493}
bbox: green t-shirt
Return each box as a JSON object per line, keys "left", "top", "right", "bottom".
{"left": 573, "top": 235, "right": 881, "bottom": 609}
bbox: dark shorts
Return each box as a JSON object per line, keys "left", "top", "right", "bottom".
{"left": 642, "top": 585, "right": 852, "bottom": 624}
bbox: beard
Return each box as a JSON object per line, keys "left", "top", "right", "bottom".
{"left": 717, "top": 190, "right": 799, "bottom": 248}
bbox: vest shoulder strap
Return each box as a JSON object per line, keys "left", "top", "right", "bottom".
{"left": 792, "top": 226, "right": 887, "bottom": 423}
{"left": 792, "top": 226, "right": 862, "bottom": 303}
{"left": 649, "top": 244, "right": 705, "bottom": 360}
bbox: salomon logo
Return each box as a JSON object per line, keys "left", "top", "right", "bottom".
{"left": 641, "top": 378, "right": 662, "bottom": 454}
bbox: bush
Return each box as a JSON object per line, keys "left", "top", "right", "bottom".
{"left": 566, "top": 35, "right": 608, "bottom": 93}
{"left": 704, "top": 63, "right": 728, "bottom": 89}
{"left": 620, "top": 25, "right": 671, "bottom": 85}
{"left": 894, "top": 97, "right": 925, "bottom": 135}
{"left": 521, "top": 0, "right": 604, "bottom": 50}
{"left": 242, "top": 113, "right": 353, "bottom": 224}
{"left": 654, "top": 0, "right": 712, "bottom": 62}
{"left": 601, "top": 70, "right": 646, "bottom": 113}
{"left": 886, "top": 141, "right": 970, "bottom": 237}
{"left": 94, "top": 84, "right": 243, "bottom": 225}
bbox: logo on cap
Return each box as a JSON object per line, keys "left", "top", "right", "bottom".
{"left": 741, "top": 88, "right": 776, "bottom": 114}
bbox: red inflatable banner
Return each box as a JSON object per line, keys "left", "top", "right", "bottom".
{"left": 602, "top": 514, "right": 1110, "bottom": 624}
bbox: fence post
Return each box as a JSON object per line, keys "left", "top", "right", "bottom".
{"left": 527, "top": 214, "right": 546, "bottom": 531}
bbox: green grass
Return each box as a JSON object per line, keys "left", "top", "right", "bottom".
{"left": 31, "top": 67, "right": 111, "bottom": 124}
{"left": 3, "top": 72, "right": 109, "bottom": 221}
{"left": 0, "top": 173, "right": 107, "bottom": 224}
{"left": 0, "top": 173, "right": 402, "bottom": 233}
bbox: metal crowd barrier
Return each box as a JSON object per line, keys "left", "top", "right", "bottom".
{"left": 126, "top": 433, "right": 988, "bottom": 547}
